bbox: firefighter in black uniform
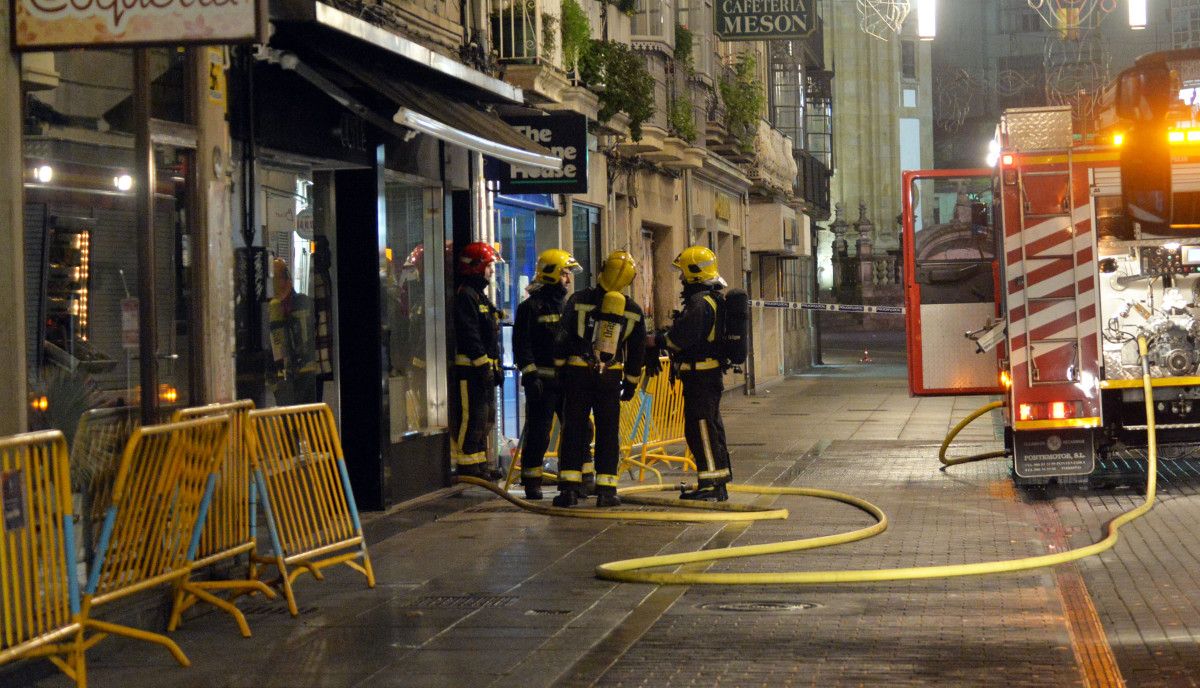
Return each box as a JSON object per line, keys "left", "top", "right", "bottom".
{"left": 658, "top": 246, "right": 733, "bottom": 501}
{"left": 513, "top": 248, "right": 580, "bottom": 500}
{"left": 553, "top": 250, "right": 646, "bottom": 508}
{"left": 450, "top": 241, "right": 504, "bottom": 479}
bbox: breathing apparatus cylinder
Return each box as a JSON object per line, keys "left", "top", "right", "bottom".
{"left": 722, "top": 288, "right": 749, "bottom": 366}
{"left": 593, "top": 291, "right": 627, "bottom": 363}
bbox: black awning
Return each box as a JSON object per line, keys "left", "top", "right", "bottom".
{"left": 262, "top": 48, "right": 562, "bottom": 171}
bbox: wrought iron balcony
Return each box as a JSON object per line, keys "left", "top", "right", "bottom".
{"left": 793, "top": 148, "right": 831, "bottom": 220}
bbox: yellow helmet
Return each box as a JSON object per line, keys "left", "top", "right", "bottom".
{"left": 598, "top": 250, "right": 637, "bottom": 291}
{"left": 673, "top": 245, "right": 721, "bottom": 284}
{"left": 534, "top": 248, "right": 581, "bottom": 285}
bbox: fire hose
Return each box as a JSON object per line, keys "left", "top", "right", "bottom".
{"left": 456, "top": 337, "right": 1158, "bottom": 586}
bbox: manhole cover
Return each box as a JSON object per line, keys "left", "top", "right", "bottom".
{"left": 698, "top": 601, "right": 820, "bottom": 613}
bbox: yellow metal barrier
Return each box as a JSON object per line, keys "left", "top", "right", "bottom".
{"left": 0, "top": 431, "right": 84, "bottom": 685}
{"left": 504, "top": 359, "right": 691, "bottom": 490}
{"left": 248, "top": 403, "right": 375, "bottom": 616}
{"left": 71, "top": 407, "right": 138, "bottom": 559}
{"left": 629, "top": 366, "right": 695, "bottom": 475}
{"left": 168, "top": 401, "right": 276, "bottom": 637}
{"left": 80, "top": 416, "right": 231, "bottom": 671}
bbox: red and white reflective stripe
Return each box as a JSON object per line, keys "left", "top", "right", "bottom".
{"left": 1006, "top": 211, "right": 1097, "bottom": 370}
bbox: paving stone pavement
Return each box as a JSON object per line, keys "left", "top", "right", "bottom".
{"left": 11, "top": 357, "right": 1200, "bottom": 687}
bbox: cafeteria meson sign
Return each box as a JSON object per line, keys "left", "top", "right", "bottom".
{"left": 12, "top": 0, "right": 264, "bottom": 50}
{"left": 715, "top": 0, "right": 815, "bottom": 41}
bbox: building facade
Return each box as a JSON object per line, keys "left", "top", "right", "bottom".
{"left": 2, "top": 0, "right": 834, "bottom": 508}
{"left": 820, "top": 4, "right": 933, "bottom": 299}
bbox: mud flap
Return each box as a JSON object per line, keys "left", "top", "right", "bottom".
{"left": 1013, "top": 428, "right": 1096, "bottom": 478}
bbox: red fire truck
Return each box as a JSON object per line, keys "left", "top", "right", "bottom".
{"left": 904, "top": 49, "right": 1200, "bottom": 483}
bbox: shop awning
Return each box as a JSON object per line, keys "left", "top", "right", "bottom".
{"left": 262, "top": 49, "right": 562, "bottom": 172}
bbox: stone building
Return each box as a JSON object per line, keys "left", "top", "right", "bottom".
{"left": 1, "top": 0, "right": 833, "bottom": 507}
{"left": 820, "top": 4, "right": 933, "bottom": 297}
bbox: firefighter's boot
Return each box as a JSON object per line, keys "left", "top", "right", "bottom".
{"left": 594, "top": 489, "right": 621, "bottom": 508}
{"left": 552, "top": 486, "right": 580, "bottom": 508}
{"left": 523, "top": 478, "right": 543, "bottom": 501}
{"left": 680, "top": 483, "right": 728, "bottom": 502}
{"left": 581, "top": 472, "right": 596, "bottom": 497}
{"left": 458, "top": 463, "right": 505, "bottom": 481}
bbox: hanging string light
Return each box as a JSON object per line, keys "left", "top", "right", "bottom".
{"left": 856, "top": 0, "right": 911, "bottom": 41}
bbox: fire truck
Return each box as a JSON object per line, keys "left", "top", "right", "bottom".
{"left": 904, "top": 48, "right": 1200, "bottom": 483}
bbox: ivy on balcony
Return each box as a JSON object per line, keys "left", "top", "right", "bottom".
{"left": 674, "top": 24, "right": 694, "bottom": 70}
{"left": 561, "top": 0, "right": 591, "bottom": 75}
{"left": 719, "top": 53, "right": 766, "bottom": 153}
{"left": 669, "top": 24, "right": 697, "bottom": 143}
{"left": 578, "top": 39, "right": 655, "bottom": 140}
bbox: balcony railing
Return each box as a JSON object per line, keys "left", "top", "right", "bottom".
{"left": 488, "top": 0, "right": 554, "bottom": 65}
{"left": 794, "top": 149, "right": 831, "bottom": 220}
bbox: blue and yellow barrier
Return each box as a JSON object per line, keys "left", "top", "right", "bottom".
{"left": 503, "top": 358, "right": 694, "bottom": 489}
{"left": 80, "top": 415, "right": 230, "bottom": 670}
{"left": 70, "top": 407, "right": 139, "bottom": 561}
{"left": 168, "top": 401, "right": 276, "bottom": 637}
{"left": 0, "top": 430, "right": 84, "bottom": 685}
{"left": 248, "top": 403, "right": 374, "bottom": 616}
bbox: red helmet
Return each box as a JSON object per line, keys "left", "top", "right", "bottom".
{"left": 401, "top": 244, "right": 424, "bottom": 281}
{"left": 457, "top": 241, "right": 501, "bottom": 276}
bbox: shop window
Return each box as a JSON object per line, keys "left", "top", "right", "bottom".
{"left": 23, "top": 48, "right": 194, "bottom": 435}
{"left": 494, "top": 195, "right": 542, "bottom": 439}
{"left": 383, "top": 180, "right": 445, "bottom": 438}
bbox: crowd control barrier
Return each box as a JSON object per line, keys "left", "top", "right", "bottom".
{"left": 80, "top": 416, "right": 230, "bottom": 671}
{"left": 626, "top": 365, "right": 694, "bottom": 477}
{"left": 168, "top": 401, "right": 276, "bottom": 637}
{"left": 0, "top": 431, "right": 84, "bottom": 685}
{"left": 247, "top": 403, "right": 375, "bottom": 616}
{"left": 70, "top": 407, "right": 138, "bottom": 562}
{"left": 505, "top": 358, "right": 694, "bottom": 489}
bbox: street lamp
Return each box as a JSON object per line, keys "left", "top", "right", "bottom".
{"left": 917, "top": 0, "right": 936, "bottom": 40}
{"left": 1129, "top": 0, "right": 1147, "bottom": 30}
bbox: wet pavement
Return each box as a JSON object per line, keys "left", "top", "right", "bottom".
{"left": 10, "top": 346, "right": 1200, "bottom": 687}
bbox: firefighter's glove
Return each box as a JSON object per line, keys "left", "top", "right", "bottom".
{"left": 620, "top": 379, "right": 638, "bottom": 402}
{"left": 643, "top": 351, "right": 662, "bottom": 378}
{"left": 521, "top": 373, "right": 543, "bottom": 398}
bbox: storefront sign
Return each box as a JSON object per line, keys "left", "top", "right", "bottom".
{"left": 12, "top": 0, "right": 263, "bottom": 50}
{"left": 486, "top": 113, "right": 587, "bottom": 195}
{"left": 715, "top": 0, "right": 815, "bottom": 41}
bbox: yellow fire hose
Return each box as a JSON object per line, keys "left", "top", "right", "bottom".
{"left": 457, "top": 337, "right": 1158, "bottom": 587}
{"left": 939, "top": 400, "right": 1010, "bottom": 468}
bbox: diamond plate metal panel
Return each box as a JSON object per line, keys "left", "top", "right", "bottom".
{"left": 1004, "top": 106, "right": 1073, "bottom": 151}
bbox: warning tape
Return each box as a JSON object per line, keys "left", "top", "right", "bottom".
{"left": 749, "top": 299, "right": 906, "bottom": 315}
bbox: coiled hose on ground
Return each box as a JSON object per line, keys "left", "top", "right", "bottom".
{"left": 456, "top": 336, "right": 1158, "bottom": 586}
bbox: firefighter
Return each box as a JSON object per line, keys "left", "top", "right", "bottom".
{"left": 513, "top": 248, "right": 581, "bottom": 500}
{"left": 553, "top": 250, "right": 646, "bottom": 508}
{"left": 268, "top": 258, "right": 318, "bottom": 405}
{"left": 658, "top": 246, "right": 734, "bottom": 502}
{"left": 450, "top": 241, "right": 504, "bottom": 479}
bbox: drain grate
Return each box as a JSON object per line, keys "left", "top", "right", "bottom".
{"left": 525, "top": 608, "right": 572, "bottom": 616}
{"left": 411, "top": 595, "right": 517, "bottom": 609}
{"left": 697, "top": 601, "right": 820, "bottom": 613}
